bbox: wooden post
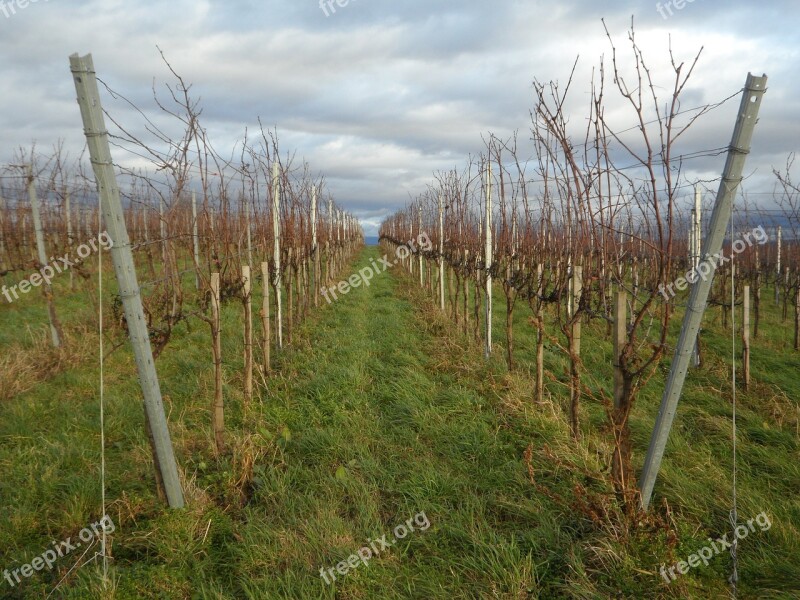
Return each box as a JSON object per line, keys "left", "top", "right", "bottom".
{"left": 245, "top": 190, "right": 253, "bottom": 271}
{"left": 691, "top": 186, "right": 702, "bottom": 272}
{"left": 209, "top": 199, "right": 215, "bottom": 234}
{"left": 272, "top": 162, "right": 283, "bottom": 349}
{"left": 21, "top": 214, "right": 28, "bottom": 257}
{"left": 0, "top": 194, "right": 6, "bottom": 273}
{"left": 287, "top": 248, "right": 294, "bottom": 345}
{"left": 438, "top": 194, "right": 445, "bottom": 312}
{"left": 192, "top": 191, "right": 200, "bottom": 291}
{"left": 569, "top": 265, "right": 583, "bottom": 439}
{"left": 535, "top": 263, "right": 545, "bottom": 404}
{"left": 242, "top": 265, "right": 253, "bottom": 407}
{"left": 742, "top": 285, "right": 750, "bottom": 390}
{"left": 611, "top": 288, "right": 634, "bottom": 496}
{"left": 795, "top": 287, "right": 800, "bottom": 351}
{"left": 613, "top": 290, "right": 627, "bottom": 409}
{"left": 783, "top": 266, "right": 790, "bottom": 321}
{"left": 463, "top": 249, "right": 470, "bottom": 335}
{"left": 631, "top": 257, "right": 639, "bottom": 325}
{"left": 159, "top": 196, "right": 167, "bottom": 265}
{"left": 210, "top": 273, "right": 224, "bottom": 452}
{"left": 418, "top": 202, "right": 424, "bottom": 288}
{"left": 142, "top": 202, "right": 149, "bottom": 243}
{"left": 571, "top": 266, "right": 583, "bottom": 355}
{"left": 302, "top": 247, "right": 309, "bottom": 318}
{"left": 335, "top": 209, "right": 342, "bottom": 278}
{"left": 65, "top": 189, "right": 74, "bottom": 290}
{"left": 450, "top": 260, "right": 456, "bottom": 319}
{"left": 260, "top": 262, "right": 271, "bottom": 374}
{"left": 754, "top": 256, "right": 762, "bottom": 337}
{"left": 71, "top": 53, "right": 185, "bottom": 508}
{"left": 311, "top": 185, "right": 319, "bottom": 308}
{"left": 690, "top": 187, "right": 702, "bottom": 366}
{"left": 775, "top": 226, "right": 781, "bottom": 305}
{"left": 484, "top": 163, "right": 493, "bottom": 358}
{"left": 326, "top": 197, "right": 333, "bottom": 285}
{"left": 27, "top": 165, "right": 63, "bottom": 348}
{"left": 473, "top": 255, "right": 481, "bottom": 342}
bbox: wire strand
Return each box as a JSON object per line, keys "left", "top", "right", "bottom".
{"left": 729, "top": 208, "right": 739, "bottom": 598}
{"left": 98, "top": 211, "right": 109, "bottom": 587}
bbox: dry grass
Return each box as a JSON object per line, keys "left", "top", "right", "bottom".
{"left": 0, "top": 324, "right": 97, "bottom": 402}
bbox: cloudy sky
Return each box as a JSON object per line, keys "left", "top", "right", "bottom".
{"left": 0, "top": 0, "right": 798, "bottom": 235}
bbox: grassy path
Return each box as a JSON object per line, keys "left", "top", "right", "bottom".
{"left": 228, "top": 246, "right": 567, "bottom": 598}
{"left": 2, "top": 245, "right": 796, "bottom": 599}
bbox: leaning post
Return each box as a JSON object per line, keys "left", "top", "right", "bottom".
{"left": 70, "top": 53, "right": 185, "bottom": 508}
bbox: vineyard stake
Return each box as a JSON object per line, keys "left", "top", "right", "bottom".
{"left": 243, "top": 265, "right": 253, "bottom": 406}
{"left": 272, "top": 161, "right": 283, "bottom": 349}
{"left": 70, "top": 53, "right": 185, "bottom": 508}
{"left": 484, "top": 162, "right": 493, "bottom": 358}
{"left": 26, "top": 165, "right": 63, "bottom": 348}
{"left": 210, "top": 272, "right": 225, "bottom": 452}
{"left": 743, "top": 285, "right": 750, "bottom": 390}
{"left": 311, "top": 185, "right": 319, "bottom": 308}
{"left": 192, "top": 191, "right": 200, "bottom": 290}
{"left": 639, "top": 73, "right": 767, "bottom": 511}
{"left": 438, "top": 193, "right": 445, "bottom": 311}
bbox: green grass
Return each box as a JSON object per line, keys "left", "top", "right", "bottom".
{"left": 0, "top": 246, "right": 798, "bottom": 598}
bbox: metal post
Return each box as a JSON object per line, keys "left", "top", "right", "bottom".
{"left": 142, "top": 202, "right": 149, "bottom": 243}
{"left": 743, "top": 285, "right": 750, "bottom": 390}
{"left": 639, "top": 73, "right": 767, "bottom": 510}
{"left": 66, "top": 189, "right": 74, "bottom": 290}
{"left": 613, "top": 290, "right": 627, "bottom": 409}
{"left": 571, "top": 266, "right": 583, "bottom": 353}
{"left": 0, "top": 194, "right": 5, "bottom": 273}
{"left": 311, "top": 185, "right": 320, "bottom": 308}
{"left": 691, "top": 186, "right": 702, "bottom": 367}
{"left": 64, "top": 190, "right": 72, "bottom": 244}
{"left": 242, "top": 265, "right": 253, "bottom": 406}
{"left": 438, "top": 194, "right": 445, "bottom": 311}
{"left": 272, "top": 162, "right": 283, "bottom": 349}
{"left": 261, "top": 261, "right": 271, "bottom": 373}
{"left": 775, "top": 226, "right": 781, "bottom": 305}
{"left": 484, "top": 162, "right": 493, "bottom": 358}
{"left": 418, "top": 202, "right": 424, "bottom": 287}
{"left": 210, "top": 272, "right": 224, "bottom": 452}
{"left": 692, "top": 186, "right": 702, "bottom": 272}
{"left": 27, "top": 165, "right": 62, "bottom": 348}
{"left": 246, "top": 191, "right": 253, "bottom": 271}
{"left": 159, "top": 196, "right": 166, "bottom": 264}
{"left": 70, "top": 53, "right": 185, "bottom": 508}
{"left": 191, "top": 191, "right": 200, "bottom": 290}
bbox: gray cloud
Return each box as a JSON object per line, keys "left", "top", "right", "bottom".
{"left": 0, "top": 0, "right": 797, "bottom": 234}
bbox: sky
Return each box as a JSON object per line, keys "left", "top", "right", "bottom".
{"left": 0, "top": 0, "right": 798, "bottom": 236}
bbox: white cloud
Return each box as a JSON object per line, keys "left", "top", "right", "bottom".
{"left": 0, "top": 0, "right": 797, "bottom": 235}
